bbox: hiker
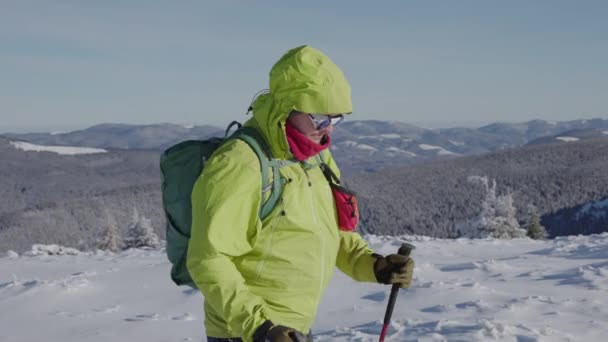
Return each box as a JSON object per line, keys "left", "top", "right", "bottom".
{"left": 187, "top": 45, "right": 415, "bottom": 342}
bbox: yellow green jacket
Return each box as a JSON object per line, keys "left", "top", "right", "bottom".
{"left": 187, "top": 46, "right": 378, "bottom": 341}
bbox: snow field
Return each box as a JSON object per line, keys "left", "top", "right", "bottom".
{"left": 1, "top": 234, "right": 607, "bottom": 341}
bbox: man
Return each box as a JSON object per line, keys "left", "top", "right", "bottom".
{"left": 187, "top": 45, "right": 414, "bottom": 342}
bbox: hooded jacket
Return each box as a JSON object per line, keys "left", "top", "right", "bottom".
{"left": 187, "top": 45, "right": 378, "bottom": 341}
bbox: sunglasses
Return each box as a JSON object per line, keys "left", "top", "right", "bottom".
{"left": 309, "top": 114, "right": 344, "bottom": 130}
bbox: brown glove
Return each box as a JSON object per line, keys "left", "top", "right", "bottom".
{"left": 373, "top": 254, "right": 415, "bottom": 288}
{"left": 253, "top": 320, "right": 308, "bottom": 342}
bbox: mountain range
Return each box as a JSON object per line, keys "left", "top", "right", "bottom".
{"left": 5, "top": 118, "right": 608, "bottom": 174}
{"left": 1, "top": 118, "right": 608, "bottom": 252}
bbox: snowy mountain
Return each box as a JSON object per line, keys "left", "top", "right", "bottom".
{"left": 2, "top": 134, "right": 608, "bottom": 253}
{"left": 0, "top": 136, "right": 163, "bottom": 253}
{"left": 351, "top": 136, "right": 608, "bottom": 238}
{"left": 4, "top": 123, "right": 223, "bottom": 150}
{"left": 5, "top": 118, "right": 608, "bottom": 173}
{"left": 2, "top": 233, "right": 607, "bottom": 341}
{"left": 526, "top": 128, "right": 608, "bottom": 146}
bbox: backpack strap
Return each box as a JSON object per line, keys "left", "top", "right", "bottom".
{"left": 224, "top": 121, "right": 243, "bottom": 137}
{"left": 319, "top": 161, "right": 341, "bottom": 185}
{"left": 231, "top": 127, "right": 294, "bottom": 220}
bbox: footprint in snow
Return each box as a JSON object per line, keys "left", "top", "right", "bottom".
{"left": 421, "top": 304, "right": 454, "bottom": 313}
{"left": 171, "top": 312, "right": 196, "bottom": 321}
{"left": 361, "top": 291, "right": 386, "bottom": 302}
{"left": 124, "top": 312, "right": 196, "bottom": 322}
{"left": 125, "top": 313, "right": 160, "bottom": 322}
{"left": 182, "top": 288, "right": 199, "bottom": 296}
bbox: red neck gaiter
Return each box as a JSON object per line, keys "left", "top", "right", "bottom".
{"left": 285, "top": 121, "right": 331, "bottom": 161}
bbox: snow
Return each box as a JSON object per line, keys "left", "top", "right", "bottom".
{"left": 9, "top": 141, "right": 107, "bottom": 155}
{"left": 576, "top": 198, "right": 608, "bottom": 220}
{"left": 419, "top": 144, "right": 441, "bottom": 151}
{"left": 356, "top": 144, "right": 378, "bottom": 152}
{"left": 358, "top": 134, "right": 401, "bottom": 140}
{"left": 340, "top": 140, "right": 358, "bottom": 148}
{"left": 25, "top": 244, "right": 82, "bottom": 256}
{"left": 379, "top": 134, "right": 401, "bottom": 139}
{"left": 555, "top": 136, "right": 579, "bottom": 142}
{"left": 418, "top": 144, "right": 459, "bottom": 156}
{"left": 5, "top": 250, "right": 19, "bottom": 259}
{"left": 2, "top": 234, "right": 608, "bottom": 341}
{"left": 183, "top": 125, "right": 194, "bottom": 129}
{"left": 385, "top": 147, "right": 417, "bottom": 157}
{"left": 437, "top": 150, "right": 459, "bottom": 156}
{"left": 602, "top": 131, "right": 608, "bottom": 135}
{"left": 449, "top": 140, "right": 465, "bottom": 146}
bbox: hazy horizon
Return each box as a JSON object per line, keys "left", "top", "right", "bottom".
{"left": 2, "top": 115, "right": 607, "bottom": 135}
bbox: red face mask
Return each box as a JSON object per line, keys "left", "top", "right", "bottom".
{"left": 285, "top": 121, "right": 331, "bottom": 161}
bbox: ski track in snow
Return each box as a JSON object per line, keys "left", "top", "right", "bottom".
{"left": 1, "top": 235, "right": 608, "bottom": 341}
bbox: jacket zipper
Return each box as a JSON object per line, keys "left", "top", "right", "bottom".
{"left": 303, "top": 166, "right": 326, "bottom": 310}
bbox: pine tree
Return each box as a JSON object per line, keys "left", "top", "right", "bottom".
{"left": 124, "top": 208, "right": 160, "bottom": 249}
{"left": 465, "top": 176, "right": 526, "bottom": 239}
{"left": 526, "top": 205, "right": 547, "bottom": 239}
{"left": 97, "top": 210, "right": 123, "bottom": 252}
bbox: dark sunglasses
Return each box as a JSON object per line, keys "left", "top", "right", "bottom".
{"left": 309, "top": 114, "right": 344, "bottom": 130}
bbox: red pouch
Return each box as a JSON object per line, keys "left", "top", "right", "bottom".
{"left": 321, "top": 164, "right": 359, "bottom": 232}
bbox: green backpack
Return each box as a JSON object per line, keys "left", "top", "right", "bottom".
{"left": 160, "top": 122, "right": 290, "bottom": 288}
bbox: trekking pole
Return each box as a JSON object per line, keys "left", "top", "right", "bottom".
{"left": 379, "top": 242, "right": 415, "bottom": 342}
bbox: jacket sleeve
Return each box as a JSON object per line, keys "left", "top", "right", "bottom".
{"left": 187, "top": 140, "right": 267, "bottom": 340}
{"left": 336, "top": 231, "right": 378, "bottom": 282}
{"left": 323, "top": 150, "right": 379, "bottom": 283}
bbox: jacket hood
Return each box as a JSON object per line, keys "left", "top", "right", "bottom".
{"left": 245, "top": 45, "right": 352, "bottom": 159}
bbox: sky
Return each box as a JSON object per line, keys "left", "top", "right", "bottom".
{"left": 2, "top": 234, "right": 607, "bottom": 341}
{"left": 1, "top": 0, "right": 607, "bottom": 132}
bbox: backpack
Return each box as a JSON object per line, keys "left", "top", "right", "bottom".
{"left": 160, "top": 122, "right": 290, "bottom": 288}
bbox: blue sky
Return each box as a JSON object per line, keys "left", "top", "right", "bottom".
{"left": 1, "top": 0, "right": 607, "bottom": 132}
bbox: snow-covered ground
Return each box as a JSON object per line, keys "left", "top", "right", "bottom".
{"left": 2, "top": 234, "right": 608, "bottom": 342}
{"left": 555, "top": 136, "right": 579, "bottom": 143}
{"left": 9, "top": 141, "right": 107, "bottom": 155}
{"left": 418, "top": 144, "right": 459, "bottom": 156}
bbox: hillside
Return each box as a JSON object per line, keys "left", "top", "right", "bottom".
{"left": 6, "top": 118, "right": 608, "bottom": 175}
{"left": 0, "top": 137, "right": 163, "bottom": 252}
{"left": 351, "top": 137, "right": 608, "bottom": 237}
{"left": 2, "top": 128, "right": 608, "bottom": 252}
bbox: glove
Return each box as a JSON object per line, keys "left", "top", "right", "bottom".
{"left": 253, "top": 320, "right": 308, "bottom": 342}
{"left": 373, "top": 254, "right": 415, "bottom": 288}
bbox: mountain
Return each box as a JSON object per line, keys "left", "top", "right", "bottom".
{"left": 0, "top": 136, "right": 163, "bottom": 252}
{"left": 526, "top": 128, "right": 608, "bottom": 146}
{"left": 349, "top": 136, "right": 608, "bottom": 238}
{"left": 2, "top": 120, "right": 608, "bottom": 252}
{"left": 4, "top": 123, "right": 223, "bottom": 150}
{"left": 332, "top": 118, "right": 608, "bottom": 174}
{"left": 7, "top": 118, "right": 608, "bottom": 174}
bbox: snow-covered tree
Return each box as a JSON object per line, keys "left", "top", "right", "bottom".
{"left": 97, "top": 210, "right": 123, "bottom": 252}
{"left": 526, "top": 205, "right": 547, "bottom": 240}
{"left": 465, "top": 176, "right": 526, "bottom": 239}
{"left": 124, "top": 208, "right": 160, "bottom": 249}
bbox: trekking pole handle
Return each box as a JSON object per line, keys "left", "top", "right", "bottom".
{"left": 379, "top": 242, "right": 416, "bottom": 342}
